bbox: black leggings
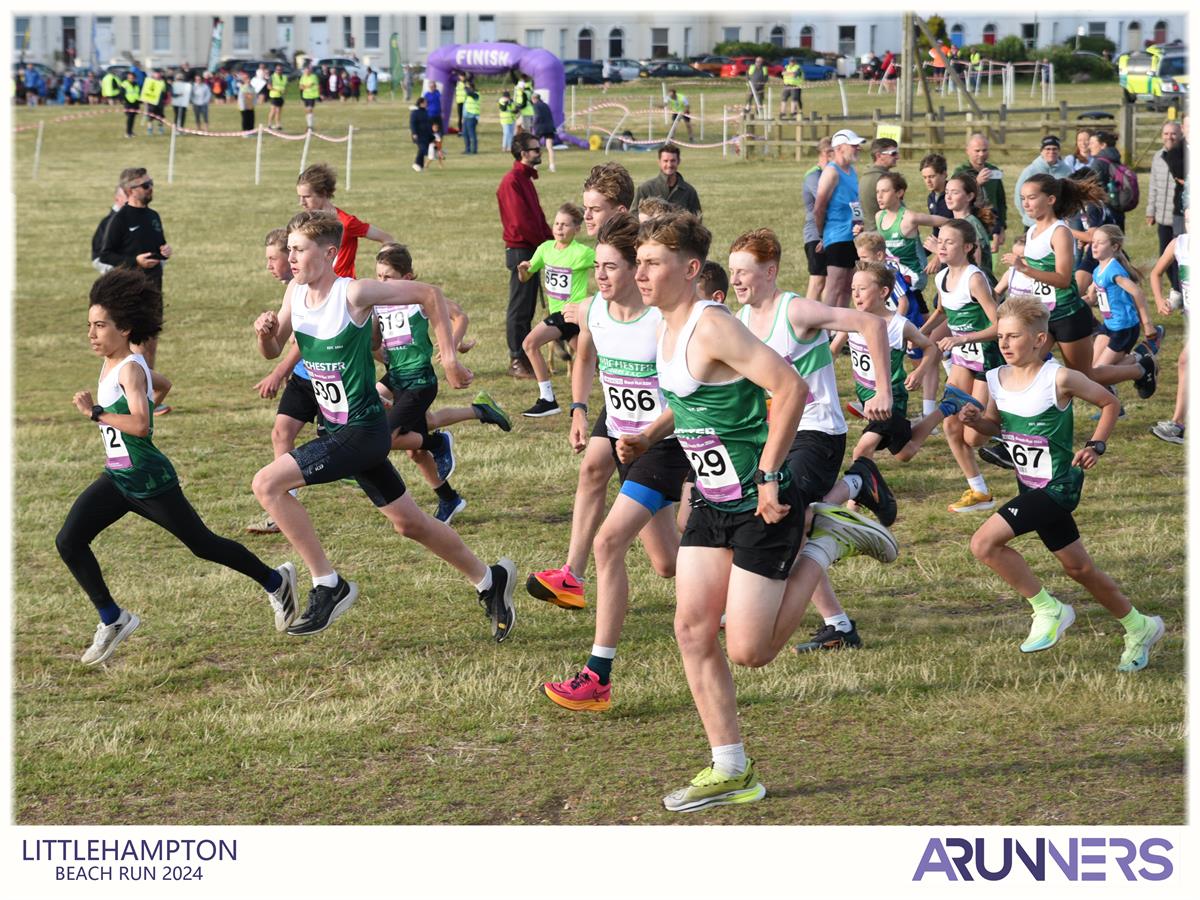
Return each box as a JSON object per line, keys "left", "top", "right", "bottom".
{"left": 56, "top": 476, "right": 275, "bottom": 613}
{"left": 125, "top": 107, "right": 138, "bottom": 136}
{"left": 414, "top": 139, "right": 430, "bottom": 168}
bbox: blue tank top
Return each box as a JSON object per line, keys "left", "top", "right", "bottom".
{"left": 1093, "top": 258, "right": 1138, "bottom": 330}
{"left": 822, "top": 164, "right": 860, "bottom": 246}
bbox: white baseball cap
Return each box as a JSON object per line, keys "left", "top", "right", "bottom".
{"left": 831, "top": 129, "right": 866, "bottom": 147}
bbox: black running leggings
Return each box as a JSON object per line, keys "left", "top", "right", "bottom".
{"left": 56, "top": 475, "right": 276, "bottom": 612}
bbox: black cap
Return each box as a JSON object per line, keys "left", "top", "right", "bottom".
{"left": 1041, "top": 135, "right": 1062, "bottom": 148}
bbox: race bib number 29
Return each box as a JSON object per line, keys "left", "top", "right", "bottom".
{"left": 307, "top": 367, "right": 350, "bottom": 425}
{"left": 678, "top": 434, "right": 742, "bottom": 503}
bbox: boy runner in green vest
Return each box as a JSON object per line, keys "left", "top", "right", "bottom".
{"left": 961, "top": 295, "right": 1166, "bottom": 671}
{"left": 251, "top": 210, "right": 517, "bottom": 641}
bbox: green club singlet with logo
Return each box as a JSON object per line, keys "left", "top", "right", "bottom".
{"left": 96, "top": 354, "right": 178, "bottom": 499}
{"left": 986, "top": 359, "right": 1083, "bottom": 510}
{"left": 848, "top": 310, "right": 909, "bottom": 415}
{"left": 1022, "top": 220, "right": 1085, "bottom": 320}
{"left": 876, "top": 206, "right": 927, "bottom": 279}
{"left": 377, "top": 302, "right": 436, "bottom": 390}
{"left": 658, "top": 301, "right": 783, "bottom": 513}
{"left": 291, "top": 276, "right": 384, "bottom": 431}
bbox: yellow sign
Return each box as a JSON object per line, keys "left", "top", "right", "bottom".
{"left": 876, "top": 124, "right": 902, "bottom": 143}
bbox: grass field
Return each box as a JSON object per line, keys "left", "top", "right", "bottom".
{"left": 11, "top": 78, "right": 1185, "bottom": 825}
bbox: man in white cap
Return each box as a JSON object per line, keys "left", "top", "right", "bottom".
{"left": 811, "top": 129, "right": 866, "bottom": 308}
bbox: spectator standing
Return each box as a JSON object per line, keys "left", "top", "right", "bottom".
{"left": 802, "top": 136, "right": 835, "bottom": 300}
{"left": 497, "top": 89, "right": 517, "bottom": 151}
{"left": 267, "top": 64, "right": 287, "bottom": 129}
{"left": 858, "top": 137, "right": 900, "bottom": 228}
{"left": 1062, "top": 129, "right": 1092, "bottom": 170}
{"left": 666, "top": 89, "right": 694, "bottom": 142}
{"left": 410, "top": 96, "right": 435, "bottom": 172}
{"left": 92, "top": 184, "right": 128, "bottom": 273}
{"left": 1147, "top": 121, "right": 1186, "bottom": 298}
{"left": 780, "top": 58, "right": 804, "bottom": 118}
{"left": 454, "top": 71, "right": 468, "bottom": 132}
{"left": 497, "top": 132, "right": 554, "bottom": 378}
{"left": 365, "top": 66, "right": 378, "bottom": 102}
{"left": 745, "top": 56, "right": 768, "bottom": 117}
{"left": 120, "top": 71, "right": 141, "bottom": 138}
{"left": 1087, "top": 131, "right": 1126, "bottom": 229}
{"left": 140, "top": 68, "right": 167, "bottom": 135}
{"left": 190, "top": 73, "right": 211, "bottom": 131}
{"left": 237, "top": 70, "right": 256, "bottom": 134}
{"left": 1014, "top": 136, "right": 1076, "bottom": 228}
{"left": 101, "top": 67, "right": 121, "bottom": 104}
{"left": 461, "top": 83, "right": 481, "bottom": 154}
{"left": 921, "top": 152, "right": 951, "bottom": 233}
{"left": 632, "top": 143, "right": 702, "bottom": 215}
{"left": 298, "top": 63, "right": 319, "bottom": 131}
{"left": 169, "top": 71, "right": 191, "bottom": 129}
{"left": 531, "top": 91, "right": 558, "bottom": 173}
{"left": 402, "top": 64, "right": 414, "bottom": 102}
{"left": 953, "top": 133, "right": 1006, "bottom": 253}
{"left": 812, "top": 128, "right": 866, "bottom": 307}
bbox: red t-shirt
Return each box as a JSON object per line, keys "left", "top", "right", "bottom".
{"left": 334, "top": 207, "right": 371, "bottom": 278}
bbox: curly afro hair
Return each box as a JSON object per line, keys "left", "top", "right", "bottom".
{"left": 88, "top": 268, "right": 164, "bottom": 346}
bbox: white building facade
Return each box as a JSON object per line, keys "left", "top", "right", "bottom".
{"left": 11, "top": 12, "right": 1188, "bottom": 72}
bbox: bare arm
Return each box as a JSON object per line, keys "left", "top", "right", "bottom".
{"left": 1115, "top": 274, "right": 1157, "bottom": 340}
{"left": 1149, "top": 240, "right": 1177, "bottom": 315}
{"left": 901, "top": 320, "right": 938, "bottom": 391}
{"left": 569, "top": 304, "right": 599, "bottom": 453}
{"left": 150, "top": 369, "right": 172, "bottom": 407}
{"left": 1056, "top": 366, "right": 1119, "bottom": 468}
{"left": 812, "top": 166, "right": 838, "bottom": 247}
{"left": 73, "top": 362, "right": 152, "bottom": 438}
{"left": 254, "top": 288, "right": 294, "bottom": 359}
{"left": 790, "top": 298, "right": 892, "bottom": 419}
{"left": 1013, "top": 226, "right": 1074, "bottom": 290}
{"left": 364, "top": 224, "right": 394, "bottom": 244}
{"left": 350, "top": 279, "right": 470, "bottom": 389}
{"left": 958, "top": 392, "right": 1000, "bottom": 436}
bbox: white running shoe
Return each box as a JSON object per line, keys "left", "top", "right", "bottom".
{"left": 81, "top": 610, "right": 141, "bottom": 666}
{"left": 808, "top": 502, "right": 899, "bottom": 563}
{"left": 268, "top": 562, "right": 299, "bottom": 632}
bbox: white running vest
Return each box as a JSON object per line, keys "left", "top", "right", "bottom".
{"left": 587, "top": 292, "right": 669, "bottom": 438}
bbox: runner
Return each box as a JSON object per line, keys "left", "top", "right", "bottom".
{"left": 296, "top": 163, "right": 395, "bottom": 278}
{"left": 812, "top": 130, "right": 867, "bottom": 309}
{"left": 541, "top": 213, "right": 688, "bottom": 711}
{"left": 251, "top": 210, "right": 516, "bottom": 640}
{"left": 963, "top": 295, "right": 1165, "bottom": 671}
{"left": 1148, "top": 210, "right": 1189, "bottom": 444}
{"left": 57, "top": 269, "right": 296, "bottom": 666}
{"left": 729, "top": 228, "right": 896, "bottom": 653}
{"left": 373, "top": 243, "right": 511, "bottom": 525}
{"left": 618, "top": 211, "right": 897, "bottom": 811}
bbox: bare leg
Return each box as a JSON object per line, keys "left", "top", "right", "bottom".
{"left": 427, "top": 406, "right": 479, "bottom": 429}
{"left": 271, "top": 415, "right": 306, "bottom": 459}
{"left": 407, "top": 448, "right": 442, "bottom": 489}
{"left": 674, "top": 548, "right": 738, "bottom": 748}
{"left": 592, "top": 496, "right": 654, "bottom": 648}
{"left": 251, "top": 454, "right": 332, "bottom": 577}
{"left": 821, "top": 265, "right": 853, "bottom": 309}
{"left": 970, "top": 514, "right": 1041, "bottom": 597}
{"left": 806, "top": 274, "right": 827, "bottom": 301}
{"left": 1052, "top": 540, "right": 1133, "bottom": 618}
{"left": 376, "top": 491, "right": 487, "bottom": 583}
{"left": 565, "top": 437, "right": 618, "bottom": 577}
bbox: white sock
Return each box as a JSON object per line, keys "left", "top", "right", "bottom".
{"left": 923, "top": 399, "right": 937, "bottom": 416}
{"left": 711, "top": 742, "right": 747, "bottom": 778}
{"left": 941, "top": 356, "right": 953, "bottom": 376}
{"left": 538, "top": 380, "right": 554, "bottom": 402}
{"left": 824, "top": 614, "right": 852, "bottom": 633}
{"left": 843, "top": 473, "right": 863, "bottom": 499}
{"left": 474, "top": 567, "right": 493, "bottom": 593}
{"left": 313, "top": 571, "right": 339, "bottom": 588}
{"left": 590, "top": 644, "right": 616, "bottom": 659}
{"left": 967, "top": 474, "right": 988, "bottom": 495}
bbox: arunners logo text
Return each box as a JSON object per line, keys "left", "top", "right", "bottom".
{"left": 913, "top": 837, "right": 1173, "bottom": 882}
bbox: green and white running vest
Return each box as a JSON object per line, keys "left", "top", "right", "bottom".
{"left": 378, "top": 302, "right": 436, "bottom": 389}
{"left": 1176, "top": 233, "right": 1191, "bottom": 311}
{"left": 936, "top": 264, "right": 1001, "bottom": 374}
{"left": 1022, "top": 220, "right": 1085, "bottom": 320}
{"left": 737, "top": 291, "right": 846, "bottom": 436}
{"left": 97, "top": 354, "right": 178, "bottom": 498}
{"left": 659, "top": 301, "right": 780, "bottom": 513}
{"left": 876, "top": 206, "right": 927, "bottom": 282}
{"left": 587, "top": 291, "right": 669, "bottom": 439}
{"left": 291, "top": 277, "right": 384, "bottom": 430}
{"left": 986, "top": 359, "right": 1083, "bottom": 510}
{"left": 848, "top": 311, "right": 909, "bottom": 415}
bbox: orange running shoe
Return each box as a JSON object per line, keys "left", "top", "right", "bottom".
{"left": 526, "top": 565, "right": 585, "bottom": 609}
{"left": 543, "top": 666, "right": 611, "bottom": 711}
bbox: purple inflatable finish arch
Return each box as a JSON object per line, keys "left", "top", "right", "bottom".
{"left": 426, "top": 43, "right": 565, "bottom": 134}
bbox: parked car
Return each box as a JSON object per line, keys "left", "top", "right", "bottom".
{"left": 801, "top": 61, "right": 837, "bottom": 81}
{"left": 562, "top": 59, "right": 615, "bottom": 85}
{"left": 1118, "top": 41, "right": 1186, "bottom": 110}
{"left": 641, "top": 61, "right": 715, "bottom": 79}
{"left": 692, "top": 55, "right": 732, "bottom": 76}
{"left": 607, "top": 58, "right": 644, "bottom": 81}
{"left": 223, "top": 58, "right": 297, "bottom": 79}
{"left": 719, "top": 56, "right": 784, "bottom": 79}
{"left": 313, "top": 56, "right": 390, "bottom": 83}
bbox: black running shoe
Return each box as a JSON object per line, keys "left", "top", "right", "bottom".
{"left": 978, "top": 441, "right": 1015, "bottom": 470}
{"left": 287, "top": 577, "right": 358, "bottom": 636}
{"left": 1133, "top": 346, "right": 1158, "bottom": 400}
{"left": 522, "top": 398, "right": 561, "bottom": 418}
{"left": 792, "top": 621, "right": 863, "bottom": 654}
{"left": 845, "top": 457, "right": 897, "bottom": 527}
{"left": 479, "top": 558, "right": 517, "bottom": 643}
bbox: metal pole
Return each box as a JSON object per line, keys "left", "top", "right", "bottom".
{"left": 570, "top": 84, "right": 575, "bottom": 127}
{"left": 300, "top": 129, "right": 312, "bottom": 174}
{"left": 168, "top": 124, "right": 177, "bottom": 184}
{"left": 722, "top": 105, "right": 728, "bottom": 157}
{"left": 700, "top": 93, "right": 705, "bottom": 140}
{"left": 345, "top": 125, "right": 353, "bottom": 191}
{"left": 837, "top": 79, "right": 848, "bottom": 117}
{"left": 32, "top": 120, "right": 44, "bottom": 180}
{"left": 988, "top": 63, "right": 993, "bottom": 98}
{"left": 255, "top": 124, "right": 263, "bottom": 185}
{"left": 648, "top": 105, "right": 652, "bottom": 142}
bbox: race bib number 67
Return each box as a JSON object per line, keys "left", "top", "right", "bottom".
{"left": 1002, "top": 430, "right": 1053, "bottom": 489}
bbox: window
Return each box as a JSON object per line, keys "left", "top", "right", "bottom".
{"left": 233, "top": 16, "right": 249, "bottom": 52}
{"left": 838, "top": 25, "right": 856, "bottom": 59}
{"left": 343, "top": 17, "right": 353, "bottom": 49}
{"left": 63, "top": 16, "right": 77, "bottom": 58}
{"left": 1088, "top": 22, "right": 1106, "bottom": 39}
{"left": 578, "top": 28, "right": 593, "bottom": 61}
{"left": 525, "top": 30, "right": 543, "bottom": 50}
{"left": 723, "top": 27, "right": 740, "bottom": 44}
{"left": 609, "top": 28, "right": 624, "bottom": 59}
{"left": 950, "top": 23, "right": 964, "bottom": 48}
{"left": 15, "top": 16, "right": 29, "bottom": 52}
{"left": 1153, "top": 20, "right": 1167, "bottom": 44}
{"left": 364, "top": 16, "right": 379, "bottom": 49}
{"left": 800, "top": 26, "right": 814, "bottom": 50}
{"left": 982, "top": 23, "right": 997, "bottom": 46}
{"left": 755, "top": 27, "right": 763, "bottom": 43}
{"left": 131, "top": 17, "right": 141, "bottom": 51}
{"left": 440, "top": 15, "right": 455, "bottom": 46}
{"left": 770, "top": 26, "right": 786, "bottom": 49}
{"left": 651, "top": 27, "right": 669, "bottom": 59}
{"left": 1021, "top": 22, "right": 1038, "bottom": 50}
{"left": 418, "top": 15, "right": 427, "bottom": 51}
{"left": 560, "top": 28, "right": 567, "bottom": 58}
{"left": 153, "top": 16, "right": 170, "bottom": 53}
{"left": 479, "top": 15, "right": 495, "bottom": 43}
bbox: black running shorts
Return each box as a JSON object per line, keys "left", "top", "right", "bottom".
{"left": 681, "top": 481, "right": 806, "bottom": 580}
{"left": 864, "top": 408, "right": 914, "bottom": 456}
{"left": 785, "top": 430, "right": 846, "bottom": 507}
{"left": 290, "top": 415, "right": 406, "bottom": 507}
{"left": 277, "top": 373, "right": 321, "bottom": 424}
{"left": 995, "top": 488, "right": 1080, "bottom": 552}
{"left": 543, "top": 311, "right": 581, "bottom": 343}
{"left": 805, "top": 239, "right": 829, "bottom": 277}
{"left": 385, "top": 383, "right": 438, "bottom": 439}
{"left": 612, "top": 437, "right": 691, "bottom": 502}
{"left": 1049, "top": 303, "right": 1097, "bottom": 344}
{"left": 824, "top": 240, "right": 858, "bottom": 269}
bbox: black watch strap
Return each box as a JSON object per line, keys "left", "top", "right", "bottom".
{"left": 569, "top": 402, "right": 588, "bottom": 415}
{"left": 90, "top": 404, "right": 105, "bottom": 422}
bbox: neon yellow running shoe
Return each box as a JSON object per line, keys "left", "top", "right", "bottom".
{"left": 808, "top": 502, "right": 899, "bottom": 563}
{"left": 1117, "top": 615, "right": 1165, "bottom": 672}
{"left": 1020, "top": 602, "right": 1075, "bottom": 653}
{"left": 662, "top": 761, "right": 766, "bottom": 813}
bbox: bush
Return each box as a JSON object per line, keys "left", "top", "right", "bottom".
{"left": 991, "top": 36, "right": 1029, "bottom": 63}
{"left": 711, "top": 41, "right": 819, "bottom": 63}
{"left": 1043, "top": 45, "right": 1117, "bottom": 82}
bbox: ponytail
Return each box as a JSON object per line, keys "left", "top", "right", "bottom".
{"left": 1095, "top": 224, "right": 1143, "bottom": 284}
{"left": 1025, "top": 173, "right": 1107, "bottom": 219}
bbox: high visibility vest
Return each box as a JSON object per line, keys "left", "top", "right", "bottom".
{"left": 498, "top": 97, "right": 516, "bottom": 125}
{"left": 270, "top": 73, "right": 287, "bottom": 98}
{"left": 299, "top": 73, "right": 319, "bottom": 99}
{"left": 464, "top": 93, "right": 481, "bottom": 116}
{"left": 101, "top": 72, "right": 121, "bottom": 97}
{"left": 667, "top": 95, "right": 686, "bottom": 114}
{"left": 455, "top": 80, "right": 467, "bottom": 104}
{"left": 970, "top": 51, "right": 982, "bottom": 66}
{"left": 783, "top": 63, "right": 804, "bottom": 86}
{"left": 140, "top": 77, "right": 164, "bottom": 105}
{"left": 520, "top": 86, "right": 534, "bottom": 116}
{"left": 122, "top": 80, "right": 140, "bottom": 103}
{"left": 748, "top": 64, "right": 762, "bottom": 79}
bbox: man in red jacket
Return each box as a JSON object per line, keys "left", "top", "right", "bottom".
{"left": 497, "top": 132, "right": 553, "bottom": 378}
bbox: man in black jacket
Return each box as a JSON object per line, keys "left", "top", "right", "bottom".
{"left": 409, "top": 96, "right": 434, "bottom": 172}
{"left": 91, "top": 183, "right": 127, "bottom": 273}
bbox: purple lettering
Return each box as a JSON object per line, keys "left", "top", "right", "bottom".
{"left": 1139, "top": 839, "right": 1173, "bottom": 881}
{"left": 912, "top": 838, "right": 958, "bottom": 881}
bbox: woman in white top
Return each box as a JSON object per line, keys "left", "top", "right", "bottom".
{"left": 169, "top": 72, "right": 191, "bottom": 129}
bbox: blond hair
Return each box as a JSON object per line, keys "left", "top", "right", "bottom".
{"left": 998, "top": 294, "right": 1050, "bottom": 334}
{"left": 287, "top": 209, "right": 342, "bottom": 248}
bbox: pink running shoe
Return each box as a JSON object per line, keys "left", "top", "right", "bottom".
{"left": 543, "top": 666, "right": 612, "bottom": 711}
{"left": 526, "top": 565, "right": 585, "bottom": 609}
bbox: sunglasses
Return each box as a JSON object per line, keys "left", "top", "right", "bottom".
{"left": 130, "top": 180, "right": 153, "bottom": 190}
{"left": 880, "top": 149, "right": 900, "bottom": 156}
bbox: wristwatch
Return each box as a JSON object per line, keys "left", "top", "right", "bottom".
{"left": 569, "top": 402, "right": 588, "bottom": 416}
{"left": 1084, "top": 440, "right": 1106, "bottom": 456}
{"left": 90, "top": 404, "right": 105, "bottom": 422}
{"left": 753, "top": 469, "right": 786, "bottom": 485}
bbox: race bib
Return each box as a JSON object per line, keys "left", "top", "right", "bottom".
{"left": 543, "top": 265, "right": 572, "bottom": 302}
{"left": 601, "top": 371, "right": 662, "bottom": 434}
{"left": 378, "top": 307, "right": 414, "bottom": 349}
{"left": 849, "top": 200, "right": 864, "bottom": 223}
{"left": 849, "top": 339, "right": 876, "bottom": 388}
{"left": 307, "top": 366, "right": 350, "bottom": 425}
{"left": 1031, "top": 276, "right": 1056, "bottom": 311}
{"left": 1095, "top": 286, "right": 1112, "bottom": 319}
{"left": 950, "top": 331, "right": 985, "bottom": 372}
{"left": 678, "top": 434, "right": 741, "bottom": 503}
{"left": 1002, "top": 431, "right": 1052, "bottom": 489}
{"left": 100, "top": 423, "right": 131, "bottom": 470}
